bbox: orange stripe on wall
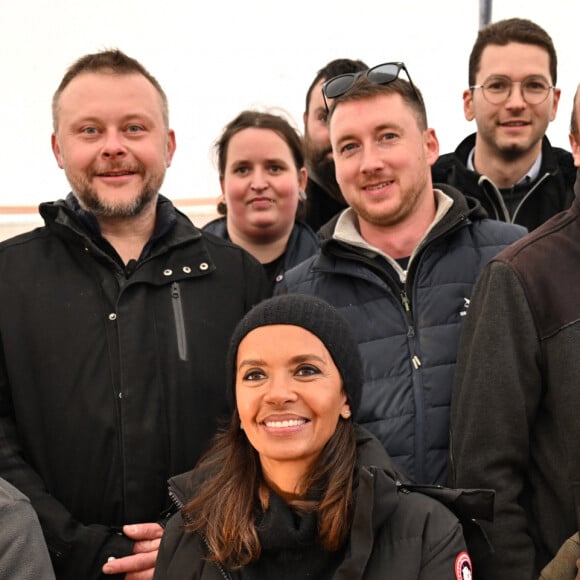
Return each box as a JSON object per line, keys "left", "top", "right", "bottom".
{"left": 0, "top": 197, "right": 219, "bottom": 214}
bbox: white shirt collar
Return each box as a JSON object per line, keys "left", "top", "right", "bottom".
{"left": 466, "top": 147, "right": 542, "bottom": 185}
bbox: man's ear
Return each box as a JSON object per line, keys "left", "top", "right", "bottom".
{"left": 424, "top": 128, "right": 440, "bottom": 166}
{"left": 463, "top": 89, "right": 475, "bottom": 122}
{"left": 569, "top": 132, "right": 580, "bottom": 167}
{"left": 51, "top": 133, "right": 65, "bottom": 169}
{"left": 165, "top": 129, "right": 177, "bottom": 167}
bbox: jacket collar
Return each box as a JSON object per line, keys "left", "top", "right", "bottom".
{"left": 39, "top": 194, "right": 202, "bottom": 264}
{"left": 332, "top": 189, "right": 454, "bottom": 259}
{"left": 319, "top": 183, "right": 483, "bottom": 251}
{"left": 333, "top": 426, "right": 404, "bottom": 579}
{"left": 455, "top": 132, "right": 564, "bottom": 178}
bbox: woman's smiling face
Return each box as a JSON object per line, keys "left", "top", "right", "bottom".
{"left": 235, "top": 324, "right": 349, "bottom": 490}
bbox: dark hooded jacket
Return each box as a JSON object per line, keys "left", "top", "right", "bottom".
{"left": 277, "top": 185, "right": 526, "bottom": 485}
{"left": 154, "top": 426, "right": 470, "bottom": 580}
{"left": 432, "top": 134, "right": 576, "bottom": 231}
{"left": 0, "top": 194, "right": 269, "bottom": 579}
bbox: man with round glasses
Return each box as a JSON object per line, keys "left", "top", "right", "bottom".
{"left": 432, "top": 17, "right": 575, "bottom": 231}
{"left": 278, "top": 64, "right": 525, "bottom": 488}
{"left": 449, "top": 84, "right": 580, "bottom": 580}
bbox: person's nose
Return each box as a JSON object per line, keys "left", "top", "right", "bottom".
{"left": 360, "top": 143, "right": 385, "bottom": 174}
{"left": 505, "top": 82, "right": 527, "bottom": 108}
{"left": 101, "top": 129, "right": 127, "bottom": 158}
{"left": 250, "top": 168, "right": 269, "bottom": 192}
{"left": 263, "top": 372, "right": 298, "bottom": 405}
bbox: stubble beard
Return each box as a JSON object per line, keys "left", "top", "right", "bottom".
{"left": 351, "top": 172, "right": 428, "bottom": 229}
{"left": 495, "top": 141, "right": 536, "bottom": 163}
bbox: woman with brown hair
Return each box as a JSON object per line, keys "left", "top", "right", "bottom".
{"left": 203, "top": 111, "right": 319, "bottom": 291}
{"left": 154, "top": 294, "right": 472, "bottom": 580}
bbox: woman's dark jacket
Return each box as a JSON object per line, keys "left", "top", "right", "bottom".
{"left": 154, "top": 426, "right": 470, "bottom": 580}
{"left": 0, "top": 194, "right": 269, "bottom": 579}
{"left": 432, "top": 134, "right": 576, "bottom": 231}
{"left": 202, "top": 217, "right": 319, "bottom": 289}
{"left": 277, "top": 185, "right": 526, "bottom": 485}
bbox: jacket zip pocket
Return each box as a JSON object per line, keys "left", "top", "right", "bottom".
{"left": 171, "top": 282, "right": 188, "bottom": 361}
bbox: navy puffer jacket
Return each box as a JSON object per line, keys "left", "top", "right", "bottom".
{"left": 278, "top": 185, "right": 526, "bottom": 484}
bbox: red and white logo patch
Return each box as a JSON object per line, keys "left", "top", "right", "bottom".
{"left": 454, "top": 551, "right": 472, "bottom": 580}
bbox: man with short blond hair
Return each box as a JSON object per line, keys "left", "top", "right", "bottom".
{"left": 0, "top": 49, "right": 268, "bottom": 579}
{"left": 280, "top": 63, "right": 525, "bottom": 486}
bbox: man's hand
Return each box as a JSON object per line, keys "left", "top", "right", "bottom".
{"left": 102, "top": 523, "right": 164, "bottom": 579}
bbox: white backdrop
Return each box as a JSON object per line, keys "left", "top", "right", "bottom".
{"left": 1, "top": 0, "right": 578, "bottom": 207}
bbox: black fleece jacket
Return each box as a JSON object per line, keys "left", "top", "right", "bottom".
{"left": 432, "top": 134, "right": 576, "bottom": 231}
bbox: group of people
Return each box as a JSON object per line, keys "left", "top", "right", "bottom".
{"left": 0, "top": 13, "right": 578, "bottom": 580}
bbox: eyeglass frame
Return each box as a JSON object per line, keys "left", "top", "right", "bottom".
{"left": 469, "top": 75, "right": 556, "bottom": 105}
{"left": 321, "top": 61, "right": 420, "bottom": 113}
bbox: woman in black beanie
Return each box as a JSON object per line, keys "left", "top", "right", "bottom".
{"left": 154, "top": 294, "right": 472, "bottom": 580}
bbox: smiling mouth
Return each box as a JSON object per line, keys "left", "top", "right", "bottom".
{"left": 500, "top": 121, "right": 530, "bottom": 127}
{"left": 97, "top": 171, "right": 137, "bottom": 177}
{"left": 263, "top": 418, "right": 307, "bottom": 428}
{"left": 364, "top": 180, "right": 393, "bottom": 191}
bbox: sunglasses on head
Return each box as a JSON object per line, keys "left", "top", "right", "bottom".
{"left": 322, "top": 61, "right": 418, "bottom": 112}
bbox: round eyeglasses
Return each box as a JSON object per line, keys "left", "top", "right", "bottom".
{"left": 470, "top": 76, "right": 555, "bottom": 105}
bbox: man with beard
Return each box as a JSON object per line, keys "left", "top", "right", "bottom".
{"left": 302, "top": 58, "right": 367, "bottom": 231}
{"left": 432, "top": 18, "right": 575, "bottom": 231}
{"left": 0, "top": 49, "right": 268, "bottom": 580}
{"left": 449, "top": 84, "right": 580, "bottom": 579}
{"left": 278, "top": 64, "right": 526, "bottom": 486}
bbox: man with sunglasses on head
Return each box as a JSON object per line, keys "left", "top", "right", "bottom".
{"left": 432, "top": 17, "right": 575, "bottom": 231}
{"left": 302, "top": 58, "right": 368, "bottom": 232}
{"left": 278, "top": 62, "right": 526, "bottom": 487}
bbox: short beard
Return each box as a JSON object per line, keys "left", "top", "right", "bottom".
{"left": 67, "top": 162, "right": 164, "bottom": 219}
{"left": 497, "top": 143, "right": 530, "bottom": 163}
{"left": 75, "top": 182, "right": 159, "bottom": 218}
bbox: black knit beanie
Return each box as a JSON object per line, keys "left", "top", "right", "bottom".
{"left": 226, "top": 294, "right": 362, "bottom": 415}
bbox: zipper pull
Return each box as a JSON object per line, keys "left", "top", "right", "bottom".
{"left": 401, "top": 290, "right": 411, "bottom": 312}
{"left": 171, "top": 281, "right": 180, "bottom": 299}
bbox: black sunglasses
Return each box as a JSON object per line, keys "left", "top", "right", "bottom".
{"left": 321, "top": 61, "right": 418, "bottom": 112}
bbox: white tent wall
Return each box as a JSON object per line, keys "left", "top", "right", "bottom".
{"left": 0, "top": 0, "right": 577, "bottom": 220}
